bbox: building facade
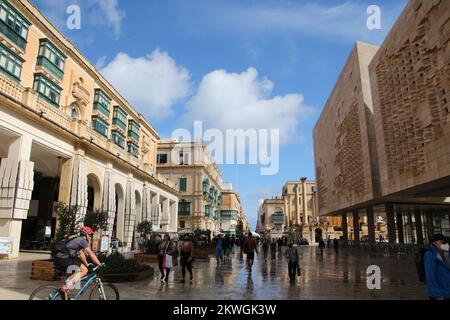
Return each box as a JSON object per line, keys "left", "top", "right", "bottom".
{"left": 220, "top": 183, "right": 244, "bottom": 236}
{"left": 257, "top": 179, "right": 342, "bottom": 242}
{"left": 313, "top": 0, "right": 450, "bottom": 246}
{"left": 0, "top": 0, "right": 179, "bottom": 259}
{"left": 156, "top": 139, "right": 224, "bottom": 234}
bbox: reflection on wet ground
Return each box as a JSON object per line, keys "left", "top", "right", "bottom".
{"left": 0, "top": 247, "right": 428, "bottom": 300}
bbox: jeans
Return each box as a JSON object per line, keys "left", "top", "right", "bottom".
{"left": 158, "top": 254, "right": 170, "bottom": 279}
{"left": 216, "top": 248, "right": 223, "bottom": 263}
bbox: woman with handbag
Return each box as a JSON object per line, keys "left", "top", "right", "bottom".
{"left": 158, "top": 234, "right": 174, "bottom": 282}
{"left": 180, "top": 235, "right": 194, "bottom": 282}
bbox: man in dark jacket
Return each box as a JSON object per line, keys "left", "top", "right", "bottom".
{"left": 425, "top": 234, "right": 450, "bottom": 300}
{"left": 333, "top": 238, "right": 339, "bottom": 254}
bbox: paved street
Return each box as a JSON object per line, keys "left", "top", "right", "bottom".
{"left": 0, "top": 246, "right": 428, "bottom": 300}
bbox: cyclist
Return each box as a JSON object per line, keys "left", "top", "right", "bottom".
{"left": 53, "top": 226, "right": 103, "bottom": 298}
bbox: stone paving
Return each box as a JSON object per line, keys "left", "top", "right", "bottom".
{"left": 0, "top": 246, "right": 428, "bottom": 300}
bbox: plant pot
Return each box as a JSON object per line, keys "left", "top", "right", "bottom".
{"left": 31, "top": 259, "right": 57, "bottom": 281}
{"left": 100, "top": 267, "right": 154, "bottom": 282}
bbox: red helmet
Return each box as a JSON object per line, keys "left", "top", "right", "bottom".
{"left": 80, "top": 226, "right": 94, "bottom": 236}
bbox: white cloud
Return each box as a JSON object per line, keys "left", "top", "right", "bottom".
{"left": 100, "top": 49, "right": 190, "bottom": 120}
{"left": 180, "top": 0, "right": 407, "bottom": 43}
{"left": 183, "top": 67, "right": 312, "bottom": 142}
{"left": 93, "top": 0, "right": 124, "bottom": 39}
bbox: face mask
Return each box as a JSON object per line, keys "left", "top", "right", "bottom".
{"left": 441, "top": 243, "right": 449, "bottom": 252}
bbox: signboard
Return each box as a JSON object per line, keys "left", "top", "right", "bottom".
{"left": 45, "top": 226, "right": 52, "bottom": 237}
{"left": 0, "top": 237, "right": 13, "bottom": 254}
{"left": 100, "top": 236, "right": 110, "bottom": 252}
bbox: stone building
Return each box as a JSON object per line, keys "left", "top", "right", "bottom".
{"left": 156, "top": 139, "right": 224, "bottom": 234}
{"left": 0, "top": 0, "right": 179, "bottom": 259}
{"left": 314, "top": 0, "right": 450, "bottom": 245}
{"left": 220, "top": 183, "right": 246, "bottom": 236}
{"left": 257, "top": 179, "right": 341, "bottom": 242}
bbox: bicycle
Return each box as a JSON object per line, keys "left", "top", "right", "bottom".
{"left": 29, "top": 264, "right": 119, "bottom": 300}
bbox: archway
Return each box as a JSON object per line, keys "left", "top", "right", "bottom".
{"left": 87, "top": 173, "right": 102, "bottom": 213}
{"left": 315, "top": 228, "right": 323, "bottom": 242}
{"left": 113, "top": 183, "right": 125, "bottom": 241}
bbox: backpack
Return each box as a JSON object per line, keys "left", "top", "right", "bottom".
{"left": 415, "top": 247, "right": 431, "bottom": 283}
{"left": 51, "top": 237, "right": 78, "bottom": 259}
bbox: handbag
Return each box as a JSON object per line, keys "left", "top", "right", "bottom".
{"left": 163, "top": 254, "right": 173, "bottom": 268}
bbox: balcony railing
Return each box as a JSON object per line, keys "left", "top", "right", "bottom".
{"left": 178, "top": 210, "right": 191, "bottom": 216}
{"left": 0, "top": 20, "right": 27, "bottom": 51}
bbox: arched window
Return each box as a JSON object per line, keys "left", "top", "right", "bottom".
{"left": 70, "top": 104, "right": 78, "bottom": 120}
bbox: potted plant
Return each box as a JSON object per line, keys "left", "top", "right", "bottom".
{"left": 31, "top": 202, "right": 83, "bottom": 281}
{"left": 134, "top": 223, "right": 160, "bottom": 263}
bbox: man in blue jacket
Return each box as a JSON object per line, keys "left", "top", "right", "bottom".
{"left": 425, "top": 234, "right": 450, "bottom": 300}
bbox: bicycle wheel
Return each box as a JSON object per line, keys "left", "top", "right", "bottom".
{"left": 29, "top": 285, "right": 64, "bottom": 300}
{"left": 89, "top": 283, "right": 119, "bottom": 300}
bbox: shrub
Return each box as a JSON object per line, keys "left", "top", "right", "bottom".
{"left": 97, "top": 253, "right": 150, "bottom": 274}
{"left": 83, "top": 210, "right": 109, "bottom": 232}
{"left": 55, "top": 202, "right": 83, "bottom": 241}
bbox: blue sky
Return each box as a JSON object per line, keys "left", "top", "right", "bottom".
{"left": 31, "top": 0, "right": 408, "bottom": 230}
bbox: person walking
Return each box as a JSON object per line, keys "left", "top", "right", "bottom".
{"left": 333, "top": 237, "right": 339, "bottom": 255}
{"left": 319, "top": 238, "right": 325, "bottom": 255}
{"left": 424, "top": 234, "right": 450, "bottom": 300}
{"left": 262, "top": 238, "right": 269, "bottom": 262}
{"left": 223, "top": 235, "right": 231, "bottom": 262}
{"left": 270, "top": 239, "right": 277, "bottom": 260}
{"left": 179, "top": 235, "right": 194, "bottom": 282}
{"left": 327, "top": 236, "right": 331, "bottom": 248}
{"left": 243, "top": 232, "right": 257, "bottom": 271}
{"left": 215, "top": 235, "right": 224, "bottom": 265}
{"left": 284, "top": 242, "right": 299, "bottom": 284}
{"left": 158, "top": 234, "right": 175, "bottom": 282}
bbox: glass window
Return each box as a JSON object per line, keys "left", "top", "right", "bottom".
{"left": 0, "top": 43, "right": 23, "bottom": 80}
{"left": 179, "top": 178, "right": 187, "bottom": 192}
{"left": 157, "top": 154, "right": 167, "bottom": 164}
{"left": 33, "top": 73, "right": 61, "bottom": 106}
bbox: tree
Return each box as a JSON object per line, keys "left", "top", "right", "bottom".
{"left": 55, "top": 202, "right": 83, "bottom": 241}
{"left": 136, "top": 220, "right": 152, "bottom": 236}
{"left": 83, "top": 210, "right": 109, "bottom": 233}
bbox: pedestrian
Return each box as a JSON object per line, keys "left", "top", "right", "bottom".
{"left": 158, "top": 234, "right": 175, "bottom": 282}
{"left": 270, "top": 239, "right": 277, "bottom": 260}
{"left": 215, "top": 235, "right": 224, "bottom": 265}
{"left": 277, "top": 238, "right": 282, "bottom": 252}
{"left": 327, "top": 236, "right": 331, "bottom": 248}
{"left": 318, "top": 238, "right": 325, "bottom": 255}
{"left": 333, "top": 237, "right": 339, "bottom": 255}
{"left": 180, "top": 235, "right": 194, "bottom": 282}
{"left": 284, "top": 242, "right": 299, "bottom": 284}
{"left": 242, "top": 232, "right": 257, "bottom": 271}
{"left": 262, "top": 238, "right": 269, "bottom": 262}
{"left": 424, "top": 234, "right": 450, "bottom": 300}
{"left": 138, "top": 234, "right": 145, "bottom": 253}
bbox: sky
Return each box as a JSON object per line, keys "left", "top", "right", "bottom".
{"left": 31, "top": 0, "right": 408, "bottom": 230}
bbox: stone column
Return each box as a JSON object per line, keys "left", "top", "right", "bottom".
{"left": 102, "top": 164, "right": 116, "bottom": 237}
{"left": 342, "top": 213, "right": 348, "bottom": 241}
{"left": 386, "top": 204, "right": 396, "bottom": 244}
{"left": 0, "top": 135, "right": 34, "bottom": 259}
{"left": 151, "top": 192, "right": 160, "bottom": 227}
{"left": 367, "top": 207, "right": 376, "bottom": 244}
{"left": 70, "top": 153, "right": 88, "bottom": 221}
{"left": 284, "top": 196, "right": 289, "bottom": 228}
{"left": 295, "top": 184, "right": 300, "bottom": 225}
{"left": 414, "top": 209, "right": 424, "bottom": 245}
{"left": 396, "top": 210, "right": 404, "bottom": 244}
{"left": 352, "top": 211, "right": 360, "bottom": 245}
{"left": 58, "top": 158, "right": 73, "bottom": 205}
{"left": 123, "top": 176, "right": 135, "bottom": 247}
{"left": 301, "top": 178, "right": 307, "bottom": 224}
{"left": 142, "top": 184, "right": 151, "bottom": 222}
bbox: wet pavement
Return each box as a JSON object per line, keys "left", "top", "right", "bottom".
{"left": 0, "top": 246, "right": 428, "bottom": 300}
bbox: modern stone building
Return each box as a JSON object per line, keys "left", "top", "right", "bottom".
{"left": 0, "top": 0, "right": 179, "bottom": 259}
{"left": 257, "top": 179, "right": 342, "bottom": 242}
{"left": 156, "top": 139, "right": 224, "bottom": 234}
{"left": 314, "top": 0, "right": 450, "bottom": 245}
